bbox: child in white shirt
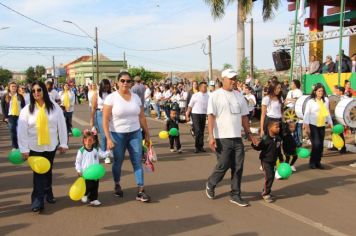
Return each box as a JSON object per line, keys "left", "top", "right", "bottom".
{"left": 244, "top": 86, "right": 256, "bottom": 123}
{"left": 75, "top": 129, "right": 101, "bottom": 206}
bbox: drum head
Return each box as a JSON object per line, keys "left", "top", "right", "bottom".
{"left": 344, "top": 99, "right": 356, "bottom": 128}
{"left": 295, "top": 95, "right": 311, "bottom": 119}
{"left": 328, "top": 95, "right": 340, "bottom": 118}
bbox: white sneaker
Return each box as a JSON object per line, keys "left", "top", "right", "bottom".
{"left": 259, "top": 166, "right": 263, "bottom": 171}
{"left": 104, "top": 157, "right": 111, "bottom": 164}
{"left": 291, "top": 165, "right": 297, "bottom": 172}
{"left": 349, "top": 163, "right": 356, "bottom": 167}
{"left": 170, "top": 149, "right": 175, "bottom": 152}
{"left": 178, "top": 149, "right": 182, "bottom": 153}
{"left": 98, "top": 149, "right": 106, "bottom": 158}
{"left": 275, "top": 172, "right": 282, "bottom": 180}
{"left": 90, "top": 200, "right": 101, "bottom": 206}
{"left": 81, "top": 196, "right": 88, "bottom": 203}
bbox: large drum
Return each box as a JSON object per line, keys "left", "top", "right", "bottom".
{"left": 335, "top": 98, "right": 356, "bottom": 128}
{"left": 328, "top": 95, "right": 340, "bottom": 118}
{"left": 295, "top": 95, "right": 311, "bottom": 119}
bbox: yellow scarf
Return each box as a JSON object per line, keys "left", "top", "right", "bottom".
{"left": 11, "top": 94, "right": 20, "bottom": 116}
{"left": 63, "top": 91, "right": 70, "bottom": 110}
{"left": 316, "top": 99, "right": 329, "bottom": 127}
{"left": 36, "top": 103, "right": 51, "bottom": 146}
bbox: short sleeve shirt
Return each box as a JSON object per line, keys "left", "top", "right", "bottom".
{"left": 262, "top": 96, "right": 282, "bottom": 118}
{"left": 188, "top": 92, "right": 209, "bottom": 114}
{"left": 104, "top": 92, "right": 142, "bottom": 133}
{"left": 207, "top": 89, "right": 249, "bottom": 139}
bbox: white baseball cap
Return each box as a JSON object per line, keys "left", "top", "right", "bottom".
{"left": 221, "top": 69, "right": 237, "bottom": 79}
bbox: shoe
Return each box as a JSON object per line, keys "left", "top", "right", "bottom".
{"left": 136, "top": 190, "right": 151, "bottom": 202}
{"left": 262, "top": 194, "right": 274, "bottom": 203}
{"left": 177, "top": 149, "right": 182, "bottom": 153}
{"left": 316, "top": 164, "right": 325, "bottom": 170}
{"left": 275, "top": 172, "right": 282, "bottom": 180}
{"left": 205, "top": 182, "right": 215, "bottom": 199}
{"left": 90, "top": 200, "right": 101, "bottom": 206}
{"left": 68, "top": 132, "right": 73, "bottom": 136}
{"left": 199, "top": 148, "right": 206, "bottom": 152}
{"left": 309, "top": 164, "right": 317, "bottom": 169}
{"left": 32, "top": 207, "right": 43, "bottom": 213}
{"left": 194, "top": 149, "right": 199, "bottom": 153}
{"left": 229, "top": 196, "right": 249, "bottom": 207}
{"left": 114, "top": 184, "right": 124, "bottom": 197}
{"left": 291, "top": 165, "right": 297, "bottom": 172}
{"left": 46, "top": 197, "right": 56, "bottom": 204}
{"left": 350, "top": 163, "right": 356, "bottom": 167}
{"left": 170, "top": 149, "right": 175, "bottom": 153}
{"left": 104, "top": 157, "right": 111, "bottom": 164}
{"left": 98, "top": 149, "right": 106, "bottom": 158}
{"left": 81, "top": 196, "right": 88, "bottom": 203}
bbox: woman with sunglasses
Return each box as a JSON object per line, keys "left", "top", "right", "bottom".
{"left": 1, "top": 81, "right": 26, "bottom": 149}
{"left": 59, "top": 83, "right": 75, "bottom": 136}
{"left": 103, "top": 72, "right": 152, "bottom": 202}
{"left": 90, "top": 79, "right": 112, "bottom": 163}
{"left": 18, "top": 81, "right": 68, "bottom": 213}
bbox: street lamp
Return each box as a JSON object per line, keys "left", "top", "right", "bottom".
{"left": 63, "top": 20, "right": 99, "bottom": 84}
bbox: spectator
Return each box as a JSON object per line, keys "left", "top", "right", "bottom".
{"left": 308, "top": 55, "right": 320, "bottom": 74}
{"left": 334, "top": 54, "right": 351, "bottom": 73}
{"left": 344, "top": 80, "right": 356, "bottom": 97}
{"left": 319, "top": 55, "right": 335, "bottom": 74}
{"left": 59, "top": 83, "right": 75, "bottom": 136}
{"left": 144, "top": 84, "right": 152, "bottom": 117}
{"left": 131, "top": 76, "right": 146, "bottom": 107}
{"left": 352, "top": 53, "right": 356, "bottom": 73}
{"left": 244, "top": 85, "right": 256, "bottom": 123}
{"left": 151, "top": 87, "right": 162, "bottom": 119}
{"left": 281, "top": 79, "right": 289, "bottom": 99}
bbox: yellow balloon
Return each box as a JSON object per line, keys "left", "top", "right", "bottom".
{"left": 332, "top": 134, "right": 344, "bottom": 150}
{"left": 69, "top": 177, "right": 86, "bottom": 201}
{"left": 28, "top": 156, "right": 51, "bottom": 174}
{"left": 142, "top": 140, "right": 152, "bottom": 146}
{"left": 158, "top": 131, "right": 169, "bottom": 139}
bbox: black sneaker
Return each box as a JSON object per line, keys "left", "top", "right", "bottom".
{"left": 136, "top": 190, "right": 151, "bottom": 202}
{"left": 114, "top": 184, "right": 124, "bottom": 197}
{"left": 229, "top": 196, "right": 249, "bottom": 207}
{"left": 205, "top": 182, "right": 215, "bottom": 199}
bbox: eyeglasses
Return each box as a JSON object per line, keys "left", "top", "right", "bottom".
{"left": 120, "top": 79, "right": 132, "bottom": 84}
{"left": 31, "top": 88, "right": 42, "bottom": 93}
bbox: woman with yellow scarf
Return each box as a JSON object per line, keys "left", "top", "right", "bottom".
{"left": 18, "top": 81, "right": 68, "bottom": 213}
{"left": 303, "top": 84, "right": 333, "bottom": 169}
{"left": 1, "top": 81, "right": 25, "bottom": 149}
{"left": 59, "top": 83, "right": 75, "bottom": 136}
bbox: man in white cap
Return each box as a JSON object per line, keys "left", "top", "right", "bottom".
{"left": 205, "top": 69, "right": 257, "bottom": 207}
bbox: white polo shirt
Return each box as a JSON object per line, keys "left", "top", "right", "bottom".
{"left": 188, "top": 92, "right": 209, "bottom": 114}
{"left": 207, "top": 88, "right": 249, "bottom": 139}
{"left": 262, "top": 96, "right": 282, "bottom": 118}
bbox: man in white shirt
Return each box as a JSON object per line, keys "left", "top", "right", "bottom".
{"left": 144, "top": 84, "right": 151, "bottom": 117}
{"left": 45, "top": 80, "right": 60, "bottom": 104}
{"left": 186, "top": 82, "right": 209, "bottom": 153}
{"left": 205, "top": 69, "right": 257, "bottom": 207}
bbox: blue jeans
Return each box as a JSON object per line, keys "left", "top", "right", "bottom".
{"left": 111, "top": 129, "right": 144, "bottom": 186}
{"left": 152, "top": 103, "right": 161, "bottom": 118}
{"left": 94, "top": 110, "right": 106, "bottom": 152}
{"left": 63, "top": 111, "right": 73, "bottom": 135}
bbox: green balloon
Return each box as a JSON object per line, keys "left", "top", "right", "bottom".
{"left": 332, "top": 124, "right": 344, "bottom": 135}
{"left": 83, "top": 164, "right": 106, "bottom": 180}
{"left": 142, "top": 145, "right": 148, "bottom": 153}
{"left": 296, "top": 147, "right": 310, "bottom": 159}
{"left": 277, "top": 163, "right": 292, "bottom": 179}
{"left": 8, "top": 149, "right": 24, "bottom": 165}
{"left": 72, "top": 128, "right": 82, "bottom": 137}
{"left": 169, "top": 128, "right": 179, "bottom": 136}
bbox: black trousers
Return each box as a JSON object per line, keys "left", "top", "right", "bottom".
{"left": 30, "top": 149, "right": 56, "bottom": 209}
{"left": 285, "top": 155, "right": 298, "bottom": 166}
{"left": 169, "top": 135, "right": 181, "bottom": 150}
{"left": 261, "top": 161, "right": 275, "bottom": 196}
{"left": 8, "top": 115, "right": 19, "bottom": 149}
{"left": 85, "top": 180, "right": 99, "bottom": 201}
{"left": 191, "top": 113, "right": 206, "bottom": 149}
{"left": 208, "top": 138, "right": 245, "bottom": 197}
{"left": 309, "top": 124, "right": 325, "bottom": 166}
{"left": 63, "top": 111, "right": 73, "bottom": 134}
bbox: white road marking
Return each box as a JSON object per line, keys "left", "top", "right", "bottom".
{"left": 260, "top": 202, "right": 349, "bottom": 236}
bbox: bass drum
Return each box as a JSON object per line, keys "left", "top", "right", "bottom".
{"left": 335, "top": 98, "right": 356, "bottom": 128}
{"left": 295, "top": 95, "right": 311, "bottom": 119}
{"left": 328, "top": 95, "right": 340, "bottom": 118}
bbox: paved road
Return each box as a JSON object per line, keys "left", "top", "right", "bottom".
{"left": 1, "top": 102, "right": 356, "bottom": 236}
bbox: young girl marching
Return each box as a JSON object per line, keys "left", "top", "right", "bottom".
{"left": 75, "top": 129, "right": 102, "bottom": 206}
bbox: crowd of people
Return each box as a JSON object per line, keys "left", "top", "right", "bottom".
{"left": 1, "top": 66, "right": 356, "bottom": 212}
{"left": 308, "top": 50, "right": 356, "bottom": 74}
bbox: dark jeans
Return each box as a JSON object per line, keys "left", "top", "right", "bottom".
{"left": 85, "top": 180, "right": 99, "bottom": 201}
{"left": 309, "top": 124, "right": 325, "bottom": 166}
{"left": 30, "top": 149, "right": 56, "bottom": 209}
{"left": 261, "top": 161, "right": 275, "bottom": 196}
{"left": 8, "top": 115, "right": 19, "bottom": 148}
{"left": 191, "top": 113, "right": 206, "bottom": 149}
{"left": 207, "top": 138, "right": 245, "bottom": 197}
{"left": 63, "top": 111, "right": 73, "bottom": 134}
{"left": 285, "top": 155, "right": 298, "bottom": 166}
{"left": 169, "top": 135, "right": 181, "bottom": 150}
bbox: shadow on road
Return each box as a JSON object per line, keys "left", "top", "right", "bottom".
{"left": 0, "top": 223, "right": 31, "bottom": 235}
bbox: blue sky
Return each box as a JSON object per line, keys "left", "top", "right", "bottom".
{"left": 0, "top": 0, "right": 350, "bottom": 72}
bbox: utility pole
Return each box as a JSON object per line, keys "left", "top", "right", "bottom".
{"left": 123, "top": 51, "right": 127, "bottom": 69}
{"left": 250, "top": 18, "right": 254, "bottom": 80}
{"left": 52, "top": 55, "right": 57, "bottom": 86}
{"left": 95, "top": 27, "right": 99, "bottom": 84}
{"left": 207, "top": 35, "right": 213, "bottom": 84}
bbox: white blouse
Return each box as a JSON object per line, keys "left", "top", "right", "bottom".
{"left": 261, "top": 96, "right": 282, "bottom": 119}
{"left": 18, "top": 103, "right": 68, "bottom": 153}
{"left": 59, "top": 91, "right": 75, "bottom": 112}
{"left": 303, "top": 97, "right": 333, "bottom": 127}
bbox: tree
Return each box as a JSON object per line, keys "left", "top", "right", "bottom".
{"left": 26, "top": 66, "right": 36, "bottom": 84}
{"left": 222, "top": 63, "right": 233, "bottom": 70}
{"left": 35, "top": 65, "right": 46, "bottom": 79}
{"left": 128, "top": 67, "right": 165, "bottom": 83}
{"left": 0, "top": 67, "right": 13, "bottom": 85}
{"left": 237, "top": 57, "right": 259, "bottom": 82}
{"left": 204, "top": 0, "right": 280, "bottom": 69}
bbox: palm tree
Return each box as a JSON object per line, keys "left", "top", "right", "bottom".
{"left": 204, "top": 0, "right": 280, "bottom": 70}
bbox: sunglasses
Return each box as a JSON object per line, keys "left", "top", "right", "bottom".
{"left": 120, "top": 79, "right": 132, "bottom": 84}
{"left": 31, "top": 88, "right": 42, "bottom": 93}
